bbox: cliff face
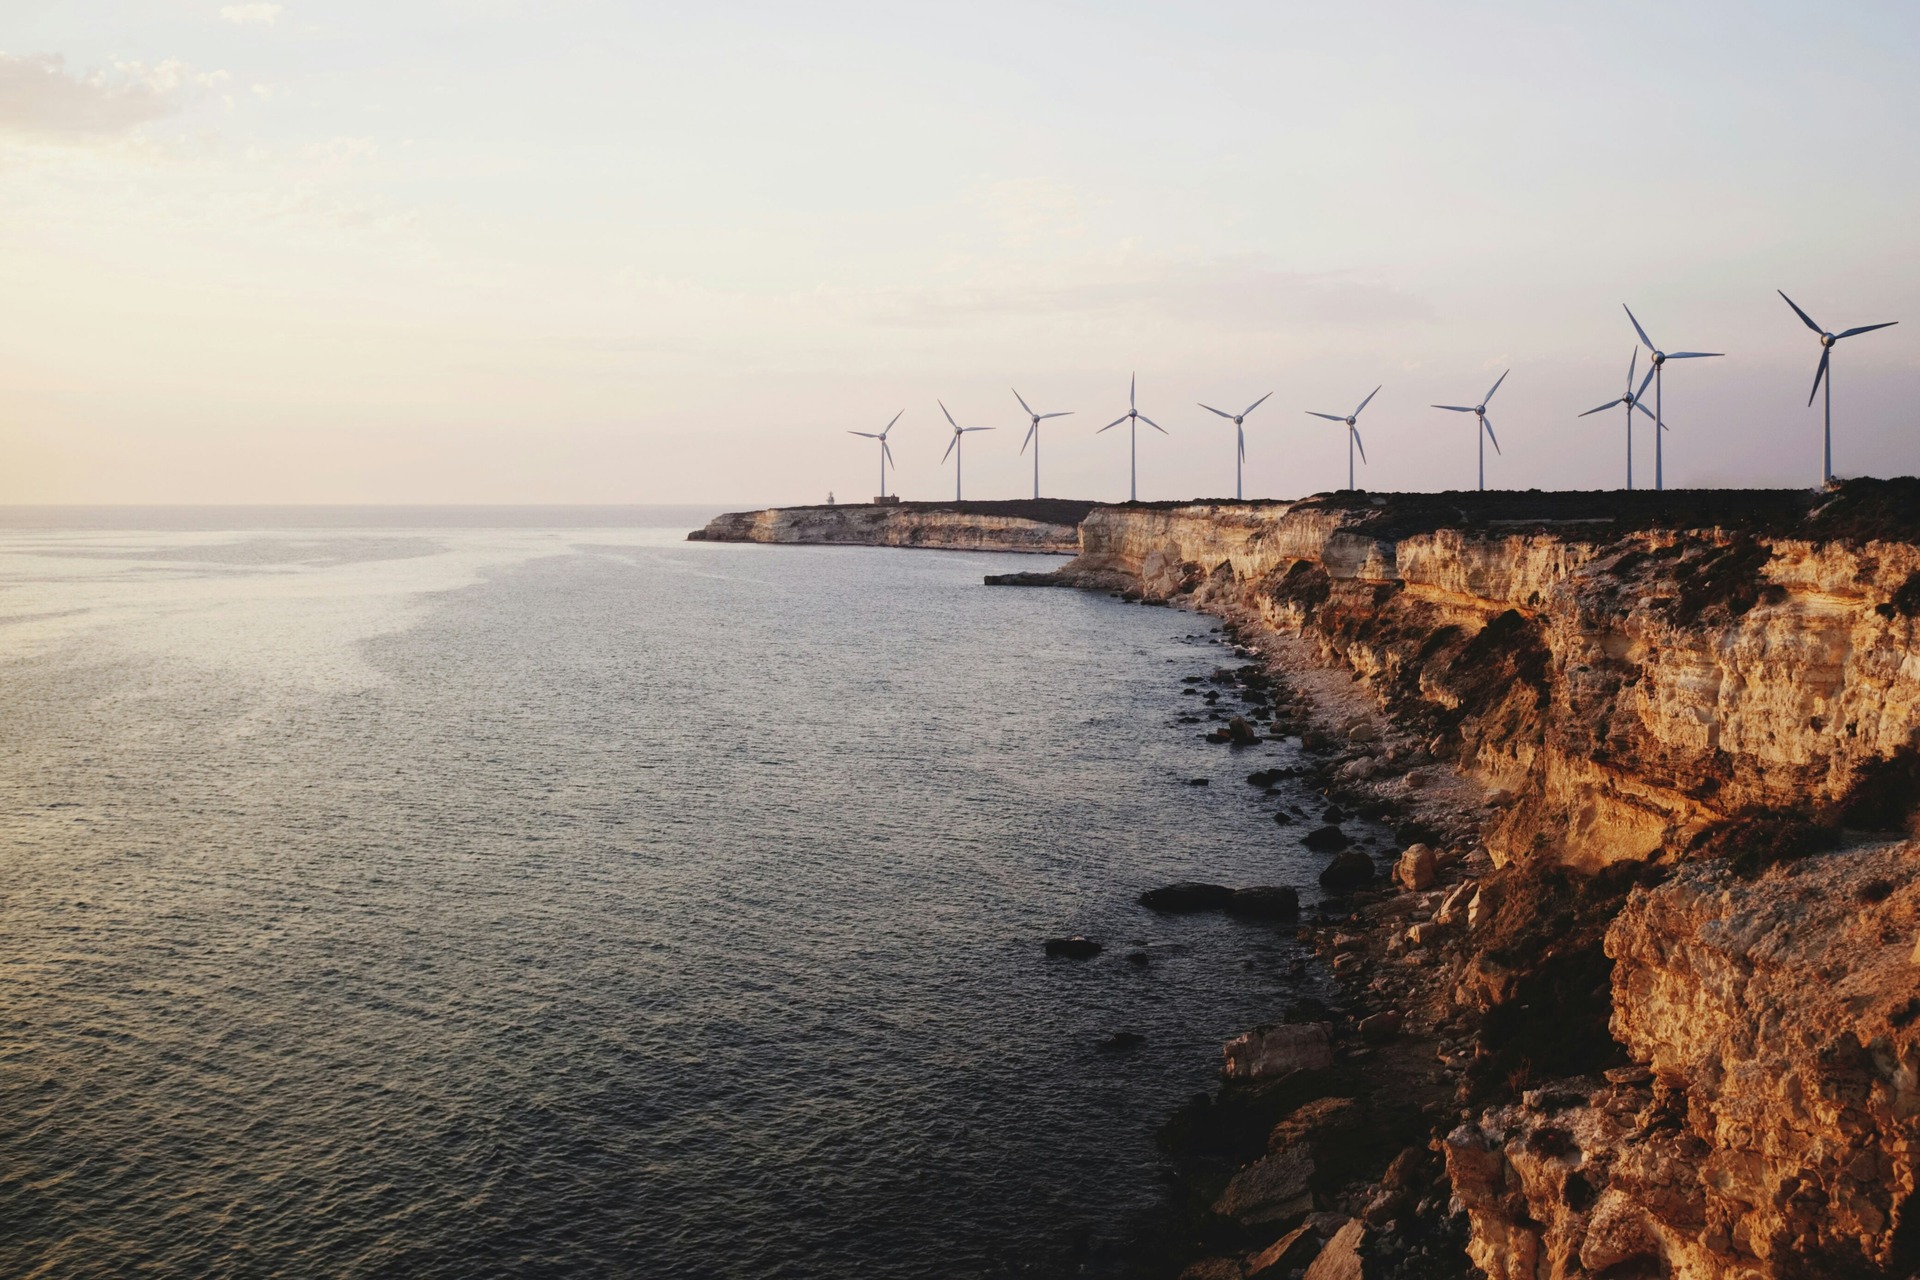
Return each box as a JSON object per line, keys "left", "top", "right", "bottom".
{"left": 1030, "top": 483, "right": 1920, "bottom": 1279}
{"left": 690, "top": 500, "right": 1087, "bottom": 553}
{"left": 1059, "top": 491, "right": 1920, "bottom": 871}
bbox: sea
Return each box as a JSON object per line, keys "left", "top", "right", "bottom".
{"left": 0, "top": 507, "right": 1349, "bottom": 1279}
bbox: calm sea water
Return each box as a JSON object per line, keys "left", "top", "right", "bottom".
{"left": 0, "top": 509, "right": 1347, "bottom": 1279}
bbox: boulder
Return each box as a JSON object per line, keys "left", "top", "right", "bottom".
{"left": 1395, "top": 843, "right": 1436, "bottom": 891}
{"left": 1318, "top": 851, "right": 1374, "bottom": 891}
{"left": 1272, "top": 811, "right": 1295, "bottom": 825}
{"left": 1213, "top": 1142, "right": 1314, "bottom": 1226}
{"left": 1357, "top": 1009, "right": 1404, "bottom": 1043}
{"left": 1302, "top": 825, "right": 1351, "bottom": 852}
{"left": 1433, "top": 879, "right": 1476, "bottom": 925}
{"left": 1222, "top": 1022, "right": 1334, "bottom": 1081}
{"left": 1303, "top": 1220, "right": 1367, "bottom": 1280}
{"left": 1322, "top": 805, "right": 1347, "bottom": 823}
{"left": 1139, "top": 882, "right": 1234, "bottom": 913}
{"left": 1224, "top": 886, "right": 1301, "bottom": 921}
{"left": 1246, "top": 1223, "right": 1319, "bottom": 1277}
{"left": 1043, "top": 936, "right": 1101, "bottom": 959}
{"left": 1346, "top": 721, "right": 1379, "bottom": 744}
{"left": 1226, "top": 716, "right": 1261, "bottom": 746}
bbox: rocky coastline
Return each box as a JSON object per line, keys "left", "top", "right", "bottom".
{"left": 688, "top": 498, "right": 1093, "bottom": 553}
{"left": 700, "top": 480, "right": 1920, "bottom": 1279}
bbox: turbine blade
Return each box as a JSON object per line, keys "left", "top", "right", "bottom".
{"left": 1021, "top": 423, "right": 1036, "bottom": 454}
{"left": 1130, "top": 372, "right": 1136, "bottom": 409}
{"left": 939, "top": 399, "right": 958, "bottom": 428}
{"left": 883, "top": 409, "right": 903, "bottom": 434}
{"left": 883, "top": 439, "right": 894, "bottom": 466}
{"left": 1139, "top": 414, "right": 1168, "bottom": 434}
{"left": 1664, "top": 351, "right": 1722, "bottom": 359}
{"left": 1012, "top": 388, "right": 1034, "bottom": 416}
{"left": 1623, "top": 304, "right": 1655, "bottom": 350}
{"left": 1578, "top": 401, "right": 1620, "bottom": 417}
{"left": 942, "top": 435, "right": 957, "bottom": 463}
{"left": 1636, "top": 365, "right": 1657, "bottom": 400}
{"left": 1353, "top": 385, "right": 1382, "bottom": 417}
{"left": 1352, "top": 428, "right": 1367, "bottom": 463}
{"left": 1627, "top": 347, "right": 1638, "bottom": 389}
{"left": 1484, "top": 369, "right": 1510, "bottom": 404}
{"left": 1242, "top": 391, "right": 1273, "bottom": 417}
{"left": 1433, "top": 405, "right": 1474, "bottom": 412}
{"left": 964, "top": 426, "right": 995, "bottom": 432}
{"left": 1635, "top": 401, "right": 1656, "bottom": 421}
{"left": 1837, "top": 321, "right": 1899, "bottom": 339}
{"left": 1777, "top": 290, "right": 1823, "bottom": 334}
{"left": 1199, "top": 403, "right": 1234, "bottom": 419}
{"left": 849, "top": 431, "right": 879, "bottom": 438}
{"left": 1237, "top": 427, "right": 1246, "bottom": 462}
{"left": 1039, "top": 411, "right": 1073, "bottom": 419}
{"left": 1808, "top": 349, "right": 1829, "bottom": 406}
{"left": 1101, "top": 415, "right": 1128, "bottom": 431}
{"left": 1306, "top": 412, "right": 1345, "bottom": 421}
{"left": 1483, "top": 419, "right": 1502, "bottom": 454}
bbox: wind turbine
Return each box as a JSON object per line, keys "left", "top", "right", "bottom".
{"left": 1306, "top": 386, "right": 1380, "bottom": 491}
{"left": 1198, "top": 392, "right": 1273, "bottom": 500}
{"left": 938, "top": 401, "right": 993, "bottom": 501}
{"left": 1623, "top": 305, "right": 1721, "bottom": 491}
{"left": 1577, "top": 350, "right": 1656, "bottom": 489}
{"left": 847, "top": 410, "right": 903, "bottom": 499}
{"left": 1777, "top": 291, "right": 1899, "bottom": 485}
{"left": 1012, "top": 389, "right": 1072, "bottom": 500}
{"left": 1097, "top": 374, "right": 1166, "bottom": 502}
{"left": 1432, "top": 370, "right": 1509, "bottom": 491}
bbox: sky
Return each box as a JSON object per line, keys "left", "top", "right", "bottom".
{"left": 2, "top": 0, "right": 1917, "bottom": 506}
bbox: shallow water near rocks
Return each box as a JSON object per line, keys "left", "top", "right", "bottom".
{"left": 0, "top": 511, "right": 1367, "bottom": 1279}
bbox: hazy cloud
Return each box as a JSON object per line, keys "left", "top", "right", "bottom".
{"left": 0, "top": 52, "right": 225, "bottom": 138}
{"left": 867, "top": 254, "right": 1435, "bottom": 332}
{"left": 219, "top": 4, "right": 283, "bottom": 26}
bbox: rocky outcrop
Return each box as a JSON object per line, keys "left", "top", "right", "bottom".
{"left": 689, "top": 499, "right": 1088, "bottom": 553}
{"left": 1034, "top": 481, "right": 1920, "bottom": 1279}
{"left": 1047, "top": 484, "right": 1920, "bottom": 870}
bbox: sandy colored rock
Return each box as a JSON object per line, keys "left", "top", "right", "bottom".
{"left": 1213, "top": 1142, "right": 1314, "bottom": 1227}
{"left": 1244, "top": 1223, "right": 1317, "bottom": 1276}
{"left": 1302, "top": 1219, "right": 1366, "bottom": 1280}
{"left": 1394, "top": 843, "right": 1435, "bottom": 891}
{"left": 1222, "top": 1022, "right": 1333, "bottom": 1081}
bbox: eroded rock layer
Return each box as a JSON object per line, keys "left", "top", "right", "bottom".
{"left": 689, "top": 499, "right": 1090, "bottom": 553}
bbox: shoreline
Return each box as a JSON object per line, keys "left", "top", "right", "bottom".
{"left": 703, "top": 478, "right": 1920, "bottom": 1279}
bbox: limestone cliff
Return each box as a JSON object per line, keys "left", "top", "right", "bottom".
{"left": 1002, "top": 480, "right": 1920, "bottom": 1279}
{"left": 689, "top": 499, "right": 1089, "bottom": 553}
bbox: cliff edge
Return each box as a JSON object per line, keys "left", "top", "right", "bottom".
{"left": 688, "top": 498, "right": 1094, "bottom": 553}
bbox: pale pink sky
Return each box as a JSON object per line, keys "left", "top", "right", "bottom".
{"left": 3, "top": 1, "right": 1916, "bottom": 504}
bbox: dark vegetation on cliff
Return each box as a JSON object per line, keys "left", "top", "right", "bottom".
{"left": 1294, "top": 475, "right": 1920, "bottom": 543}
{"left": 770, "top": 497, "right": 1099, "bottom": 525}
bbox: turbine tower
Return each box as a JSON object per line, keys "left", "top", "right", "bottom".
{"left": 1199, "top": 392, "right": 1273, "bottom": 500}
{"left": 1777, "top": 291, "right": 1899, "bottom": 485}
{"left": 1577, "top": 350, "right": 1656, "bottom": 489}
{"left": 1306, "top": 386, "right": 1380, "bottom": 491}
{"left": 938, "top": 400, "right": 993, "bottom": 501}
{"left": 1097, "top": 374, "right": 1166, "bottom": 502}
{"left": 1432, "top": 370, "right": 1509, "bottom": 491}
{"left": 1624, "top": 305, "right": 1721, "bottom": 491}
{"left": 1012, "top": 389, "right": 1072, "bottom": 500}
{"left": 847, "top": 410, "right": 903, "bottom": 499}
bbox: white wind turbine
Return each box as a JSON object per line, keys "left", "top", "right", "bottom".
{"left": 1198, "top": 392, "right": 1273, "bottom": 500}
{"left": 1306, "top": 386, "right": 1380, "bottom": 491}
{"left": 1577, "top": 350, "right": 1656, "bottom": 489}
{"left": 1624, "top": 305, "right": 1721, "bottom": 491}
{"left": 938, "top": 401, "right": 994, "bottom": 501}
{"left": 847, "top": 410, "right": 903, "bottom": 499}
{"left": 1777, "top": 291, "right": 1899, "bottom": 485}
{"left": 1432, "top": 370, "right": 1510, "bottom": 491}
{"left": 1012, "top": 389, "right": 1072, "bottom": 500}
{"left": 1097, "top": 374, "right": 1166, "bottom": 502}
